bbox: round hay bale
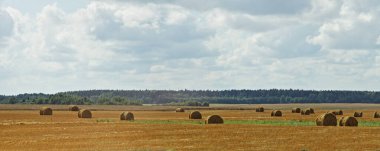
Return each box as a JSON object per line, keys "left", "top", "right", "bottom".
{"left": 68, "top": 105, "right": 80, "bottom": 111}
{"left": 353, "top": 112, "right": 363, "bottom": 117}
{"left": 328, "top": 111, "right": 337, "bottom": 115}
{"left": 205, "top": 115, "right": 223, "bottom": 124}
{"left": 175, "top": 108, "right": 185, "bottom": 112}
{"left": 301, "top": 109, "right": 311, "bottom": 115}
{"left": 306, "top": 108, "right": 315, "bottom": 114}
{"left": 271, "top": 110, "right": 282, "bottom": 117}
{"left": 329, "top": 110, "right": 343, "bottom": 115}
{"left": 292, "top": 108, "right": 301, "bottom": 113}
{"left": 316, "top": 113, "right": 337, "bottom": 126}
{"left": 189, "top": 111, "right": 202, "bottom": 119}
{"left": 374, "top": 112, "right": 380, "bottom": 118}
{"left": 120, "top": 112, "right": 134, "bottom": 121}
{"left": 339, "top": 116, "right": 358, "bottom": 127}
{"left": 78, "top": 109, "right": 92, "bottom": 118}
{"left": 256, "top": 107, "right": 264, "bottom": 112}
{"left": 40, "top": 107, "right": 52, "bottom": 115}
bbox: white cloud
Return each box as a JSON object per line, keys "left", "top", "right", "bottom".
{"left": 308, "top": 0, "right": 380, "bottom": 50}
{"left": 1, "top": 0, "right": 380, "bottom": 94}
{"left": 325, "top": 49, "right": 373, "bottom": 64}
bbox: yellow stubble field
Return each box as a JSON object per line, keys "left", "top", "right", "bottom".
{"left": 1, "top": 104, "right": 380, "bottom": 151}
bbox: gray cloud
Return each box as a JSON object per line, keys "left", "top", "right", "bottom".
{"left": 118, "top": 0, "right": 310, "bottom": 15}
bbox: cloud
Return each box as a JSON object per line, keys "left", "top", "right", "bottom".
{"left": 307, "top": 0, "right": 380, "bottom": 50}
{"left": 114, "top": 0, "right": 310, "bottom": 15}
{"left": 0, "top": 0, "right": 380, "bottom": 94}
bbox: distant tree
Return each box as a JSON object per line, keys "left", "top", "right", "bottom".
{"left": 9, "top": 97, "right": 16, "bottom": 104}
{"left": 202, "top": 102, "right": 210, "bottom": 107}
{"left": 2, "top": 89, "right": 380, "bottom": 105}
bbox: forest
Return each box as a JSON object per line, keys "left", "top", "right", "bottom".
{"left": 1, "top": 89, "right": 380, "bottom": 105}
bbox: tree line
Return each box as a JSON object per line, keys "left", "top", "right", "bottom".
{"left": 1, "top": 89, "right": 380, "bottom": 105}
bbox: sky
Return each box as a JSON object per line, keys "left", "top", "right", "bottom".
{"left": 0, "top": 0, "right": 380, "bottom": 95}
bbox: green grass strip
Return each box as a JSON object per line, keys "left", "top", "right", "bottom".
{"left": 133, "top": 120, "right": 203, "bottom": 125}
{"left": 358, "top": 121, "right": 380, "bottom": 127}
{"left": 224, "top": 120, "right": 315, "bottom": 126}
{"left": 129, "top": 119, "right": 380, "bottom": 127}
{"left": 132, "top": 119, "right": 315, "bottom": 126}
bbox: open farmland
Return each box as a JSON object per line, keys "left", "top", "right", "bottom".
{"left": 1, "top": 104, "right": 380, "bottom": 150}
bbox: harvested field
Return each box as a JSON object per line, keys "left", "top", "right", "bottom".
{"left": 3, "top": 122, "right": 380, "bottom": 151}
{"left": 0, "top": 104, "right": 380, "bottom": 150}
{"left": 2, "top": 103, "right": 380, "bottom": 111}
